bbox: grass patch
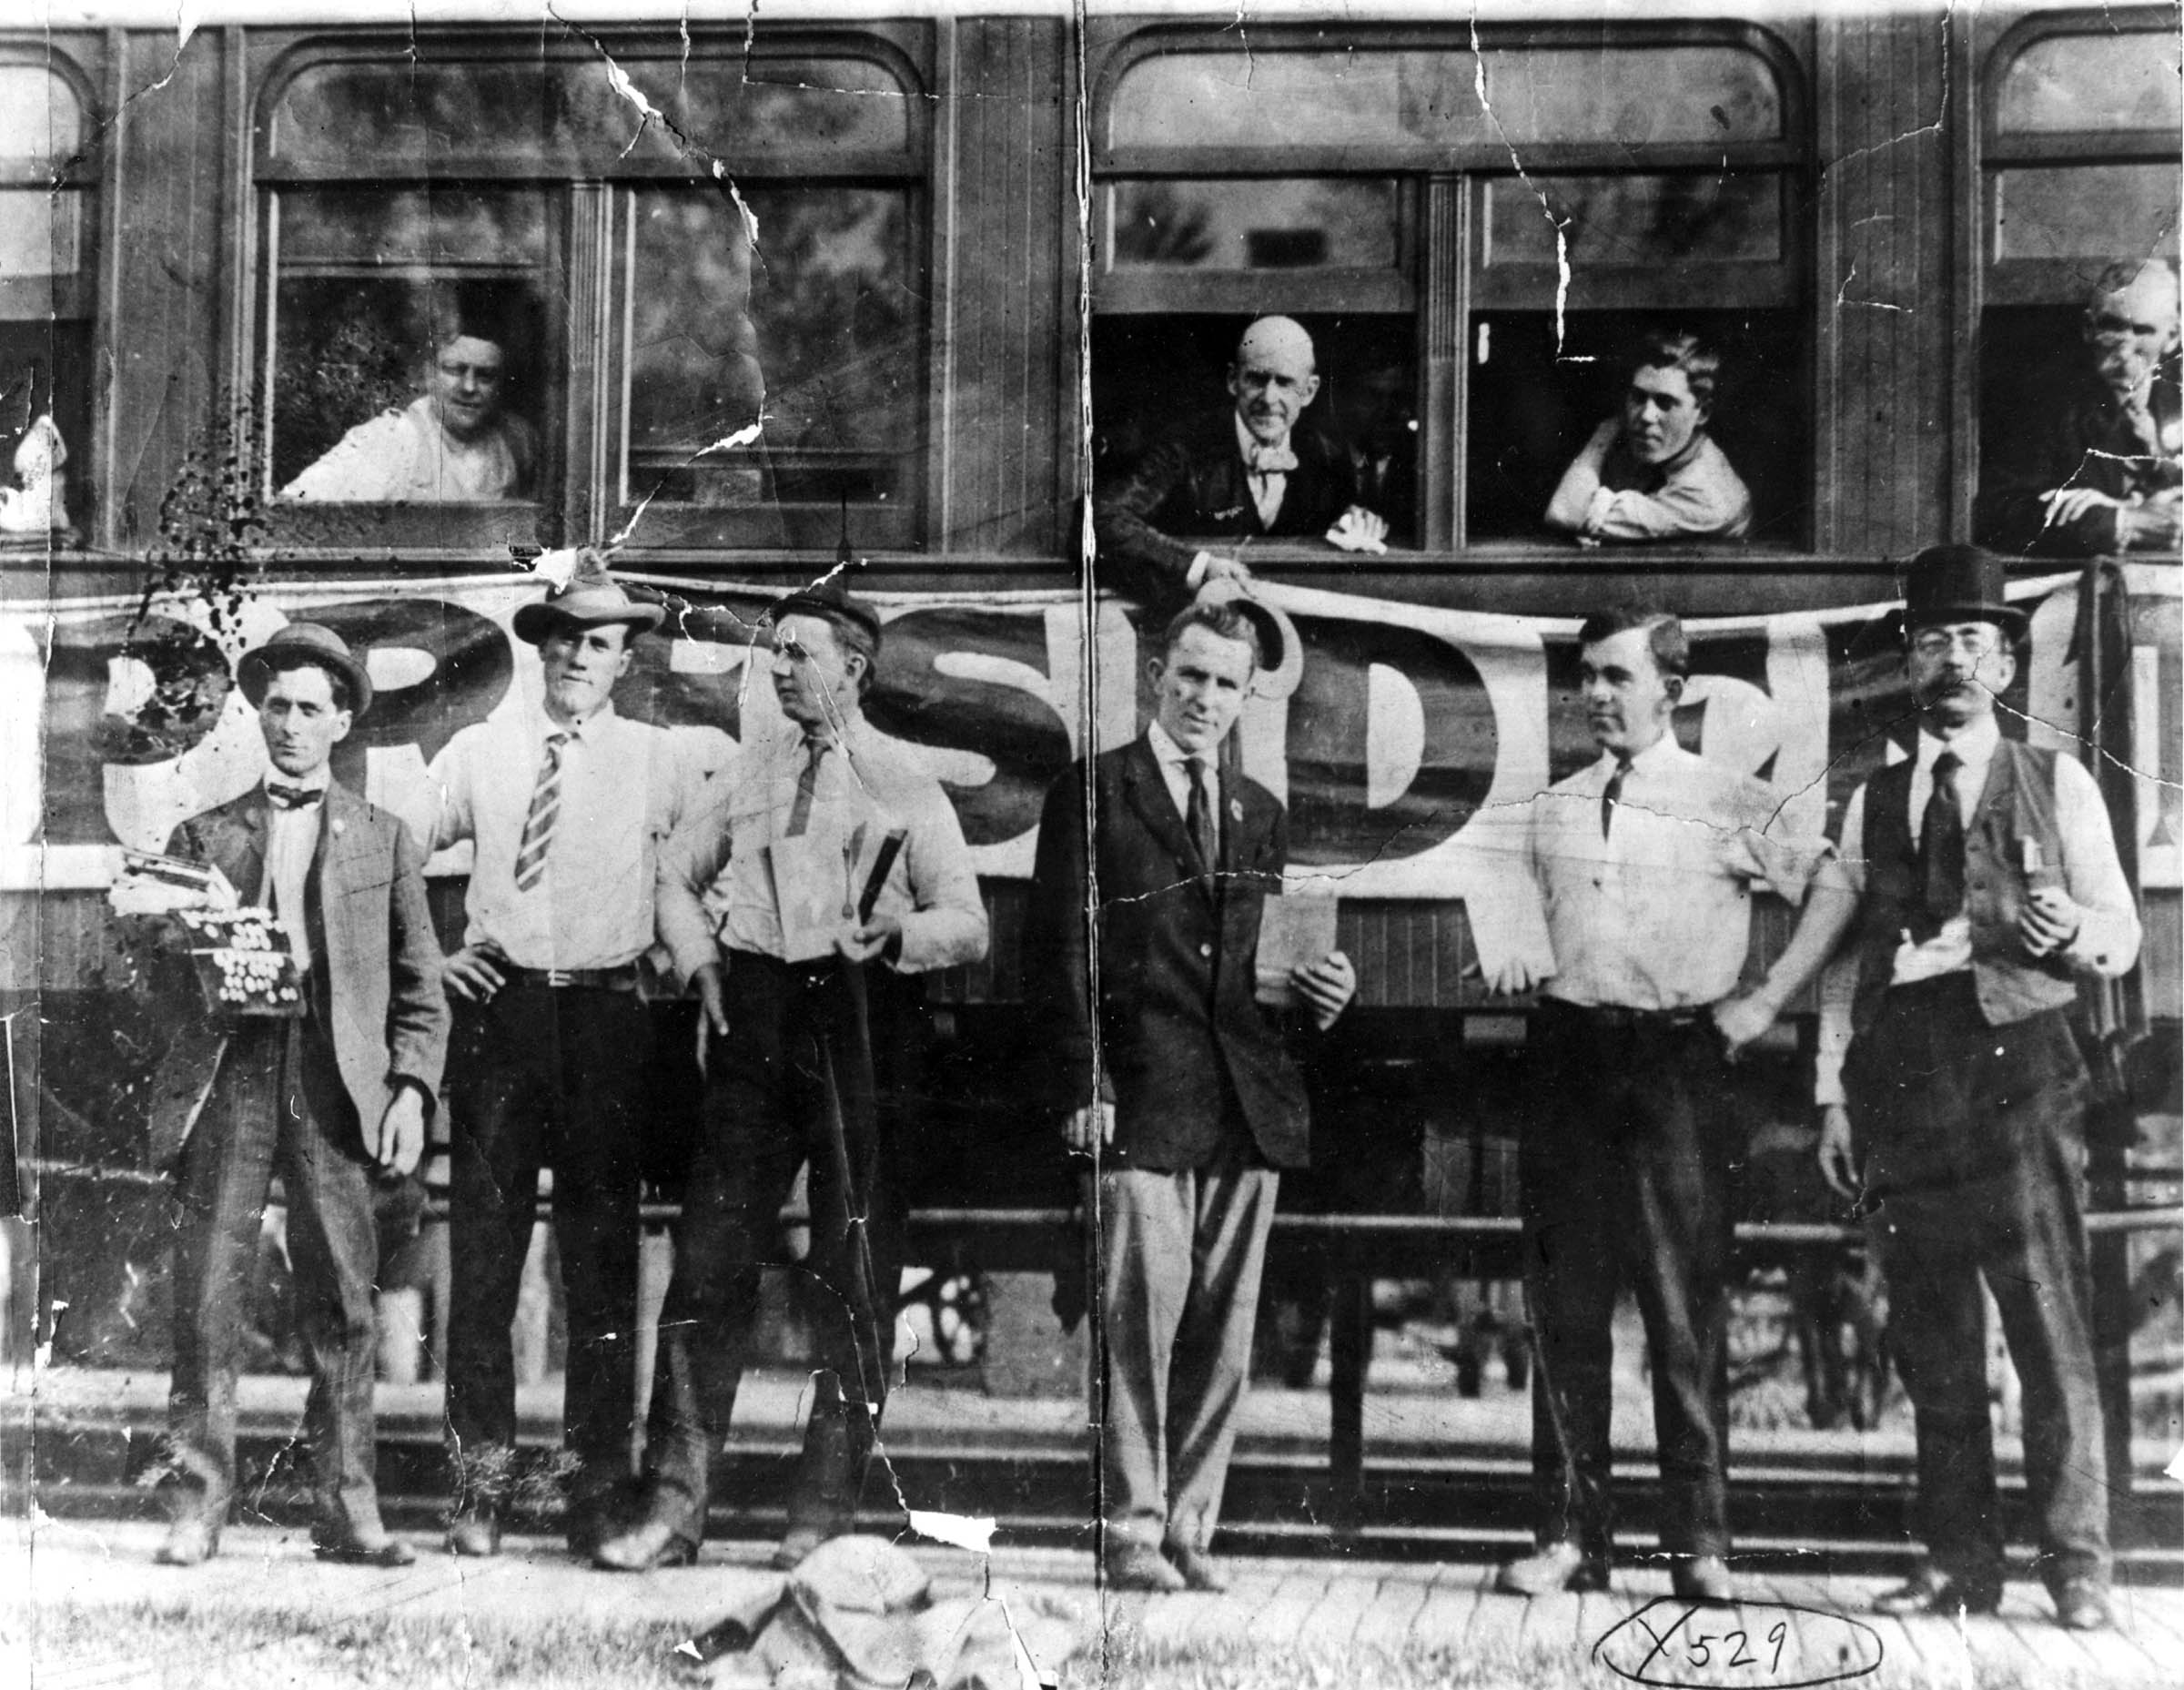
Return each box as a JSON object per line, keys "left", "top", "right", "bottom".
{"left": 11, "top": 1599, "right": 693, "bottom": 1690}
{"left": 5, "top": 1595, "right": 2152, "bottom": 1690}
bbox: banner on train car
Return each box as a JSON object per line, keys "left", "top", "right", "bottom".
{"left": 5, "top": 566, "right": 2176, "bottom": 966}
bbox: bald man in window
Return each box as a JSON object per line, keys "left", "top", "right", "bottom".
{"left": 1095, "top": 315, "right": 1387, "bottom": 605}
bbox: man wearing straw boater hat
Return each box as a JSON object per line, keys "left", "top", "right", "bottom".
{"left": 596, "top": 575, "right": 987, "bottom": 1572}
{"left": 428, "top": 554, "right": 710, "bottom": 1559}
{"left": 1723, "top": 544, "right": 2141, "bottom": 1631}
{"left": 152, "top": 622, "right": 450, "bottom": 1567}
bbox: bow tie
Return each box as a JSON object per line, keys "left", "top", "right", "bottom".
{"left": 267, "top": 783, "right": 324, "bottom": 810}
{"left": 1243, "top": 442, "right": 1298, "bottom": 475}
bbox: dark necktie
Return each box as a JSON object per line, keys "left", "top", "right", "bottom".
{"left": 512, "top": 732, "right": 570, "bottom": 893}
{"left": 1184, "top": 755, "right": 1218, "bottom": 871}
{"left": 785, "top": 739, "right": 827, "bottom": 838}
{"left": 1600, "top": 757, "right": 1631, "bottom": 838}
{"left": 266, "top": 783, "right": 323, "bottom": 810}
{"left": 1916, "top": 749, "right": 1967, "bottom": 937}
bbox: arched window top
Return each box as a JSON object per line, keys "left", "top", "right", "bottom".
{"left": 265, "top": 49, "right": 914, "bottom": 173}
{"left": 1107, "top": 42, "right": 1784, "bottom": 155}
{"left": 1997, "top": 30, "right": 2180, "bottom": 134}
{"left": 0, "top": 65, "right": 83, "bottom": 176}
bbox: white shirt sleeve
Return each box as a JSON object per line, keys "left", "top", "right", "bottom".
{"left": 2052, "top": 753, "right": 2142, "bottom": 977}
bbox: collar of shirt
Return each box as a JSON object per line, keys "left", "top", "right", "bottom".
{"left": 261, "top": 765, "right": 331, "bottom": 800}
{"left": 1233, "top": 411, "right": 1297, "bottom": 475}
{"left": 1147, "top": 720, "right": 1218, "bottom": 837}
{"left": 1908, "top": 713, "right": 1999, "bottom": 836}
{"left": 541, "top": 700, "right": 615, "bottom": 746}
{"left": 1592, "top": 731, "right": 1685, "bottom": 789}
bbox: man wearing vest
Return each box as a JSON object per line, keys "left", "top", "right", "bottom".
{"left": 1726, "top": 544, "right": 2140, "bottom": 1631}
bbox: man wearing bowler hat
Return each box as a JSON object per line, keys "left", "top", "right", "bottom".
{"left": 595, "top": 577, "right": 986, "bottom": 1571}
{"left": 152, "top": 623, "right": 449, "bottom": 1566}
{"left": 428, "top": 555, "right": 711, "bottom": 1558}
{"left": 1723, "top": 545, "right": 2140, "bottom": 1630}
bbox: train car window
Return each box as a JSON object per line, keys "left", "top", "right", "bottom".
{"left": 615, "top": 184, "right": 922, "bottom": 548}
{"left": 0, "top": 57, "right": 94, "bottom": 539}
{"left": 1997, "top": 32, "right": 2182, "bottom": 133}
{"left": 1107, "top": 180, "right": 1400, "bottom": 273}
{"left": 1092, "top": 27, "right": 1806, "bottom": 552}
{"left": 1973, "top": 21, "right": 2181, "bottom": 560}
{"left": 256, "top": 36, "right": 926, "bottom": 554}
{"left": 1108, "top": 44, "right": 1782, "bottom": 150}
{"left": 268, "top": 56, "right": 910, "bottom": 169}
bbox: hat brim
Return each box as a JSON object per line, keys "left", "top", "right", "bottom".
{"left": 770, "top": 591, "right": 883, "bottom": 646}
{"left": 511, "top": 597, "right": 665, "bottom": 644}
{"left": 237, "top": 646, "right": 375, "bottom": 718}
{"left": 1906, "top": 600, "right": 2030, "bottom": 639}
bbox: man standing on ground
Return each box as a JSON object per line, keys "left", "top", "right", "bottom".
{"left": 430, "top": 561, "right": 708, "bottom": 1559}
{"left": 1491, "top": 606, "right": 1841, "bottom": 1604}
{"left": 595, "top": 579, "right": 987, "bottom": 1572}
{"left": 154, "top": 623, "right": 449, "bottom": 1567}
{"left": 1725, "top": 545, "right": 2140, "bottom": 1631}
{"left": 1029, "top": 601, "right": 1357, "bottom": 1592}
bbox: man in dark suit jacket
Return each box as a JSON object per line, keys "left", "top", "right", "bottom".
{"left": 1029, "top": 600, "right": 1355, "bottom": 1592}
{"left": 149, "top": 622, "right": 449, "bottom": 1567}
{"left": 1976, "top": 259, "right": 2181, "bottom": 558}
{"left": 1095, "top": 316, "right": 1384, "bottom": 606}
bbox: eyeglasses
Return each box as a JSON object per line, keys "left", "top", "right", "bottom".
{"left": 1911, "top": 627, "right": 2004, "bottom": 659}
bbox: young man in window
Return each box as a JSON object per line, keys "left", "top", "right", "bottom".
{"left": 1976, "top": 258, "right": 2181, "bottom": 559}
{"left": 284, "top": 288, "right": 537, "bottom": 504}
{"left": 1544, "top": 329, "right": 1753, "bottom": 544}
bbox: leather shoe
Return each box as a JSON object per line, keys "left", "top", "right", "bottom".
{"left": 313, "top": 1533, "right": 417, "bottom": 1569}
{"left": 1673, "top": 1555, "right": 1737, "bottom": 1605}
{"left": 592, "top": 1515, "right": 699, "bottom": 1573}
{"left": 1165, "top": 1544, "right": 1230, "bottom": 1593}
{"left": 446, "top": 1505, "right": 500, "bottom": 1558}
{"left": 1497, "top": 1541, "right": 1610, "bottom": 1596}
{"left": 2053, "top": 1578, "right": 2111, "bottom": 1632}
{"left": 1103, "top": 1542, "right": 1187, "bottom": 1594}
{"left": 1872, "top": 1567, "right": 2001, "bottom": 1617}
{"left": 156, "top": 1516, "right": 220, "bottom": 1567}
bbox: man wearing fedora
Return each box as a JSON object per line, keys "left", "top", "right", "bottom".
{"left": 1721, "top": 545, "right": 2140, "bottom": 1630}
{"left": 154, "top": 623, "right": 450, "bottom": 1567}
{"left": 427, "top": 558, "right": 710, "bottom": 1558}
{"left": 594, "top": 578, "right": 987, "bottom": 1572}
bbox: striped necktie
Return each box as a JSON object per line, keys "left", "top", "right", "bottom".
{"left": 1184, "top": 754, "right": 1218, "bottom": 870}
{"left": 512, "top": 731, "right": 571, "bottom": 892}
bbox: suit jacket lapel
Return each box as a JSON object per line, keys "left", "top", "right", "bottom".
{"left": 223, "top": 795, "right": 271, "bottom": 908}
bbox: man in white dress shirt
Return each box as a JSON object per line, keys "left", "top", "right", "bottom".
{"left": 1491, "top": 605, "right": 1840, "bottom": 1604}
{"left": 430, "top": 562, "right": 709, "bottom": 1558}
{"left": 594, "top": 578, "right": 988, "bottom": 1572}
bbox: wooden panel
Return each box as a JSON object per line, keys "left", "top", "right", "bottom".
{"left": 938, "top": 15, "right": 1072, "bottom": 557}
{"left": 106, "top": 29, "right": 230, "bottom": 552}
{"left": 1816, "top": 9, "right": 1956, "bottom": 555}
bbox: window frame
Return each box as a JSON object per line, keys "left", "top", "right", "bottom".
{"left": 1085, "top": 18, "right": 1814, "bottom": 553}
{"left": 243, "top": 24, "right": 935, "bottom": 560}
{"left": 1973, "top": 7, "right": 2180, "bottom": 309}
{"left": 1955, "top": 5, "right": 2180, "bottom": 537}
{"left": 0, "top": 42, "right": 101, "bottom": 326}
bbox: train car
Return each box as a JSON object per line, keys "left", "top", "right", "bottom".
{"left": 1, "top": 2, "right": 2176, "bottom": 1483}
